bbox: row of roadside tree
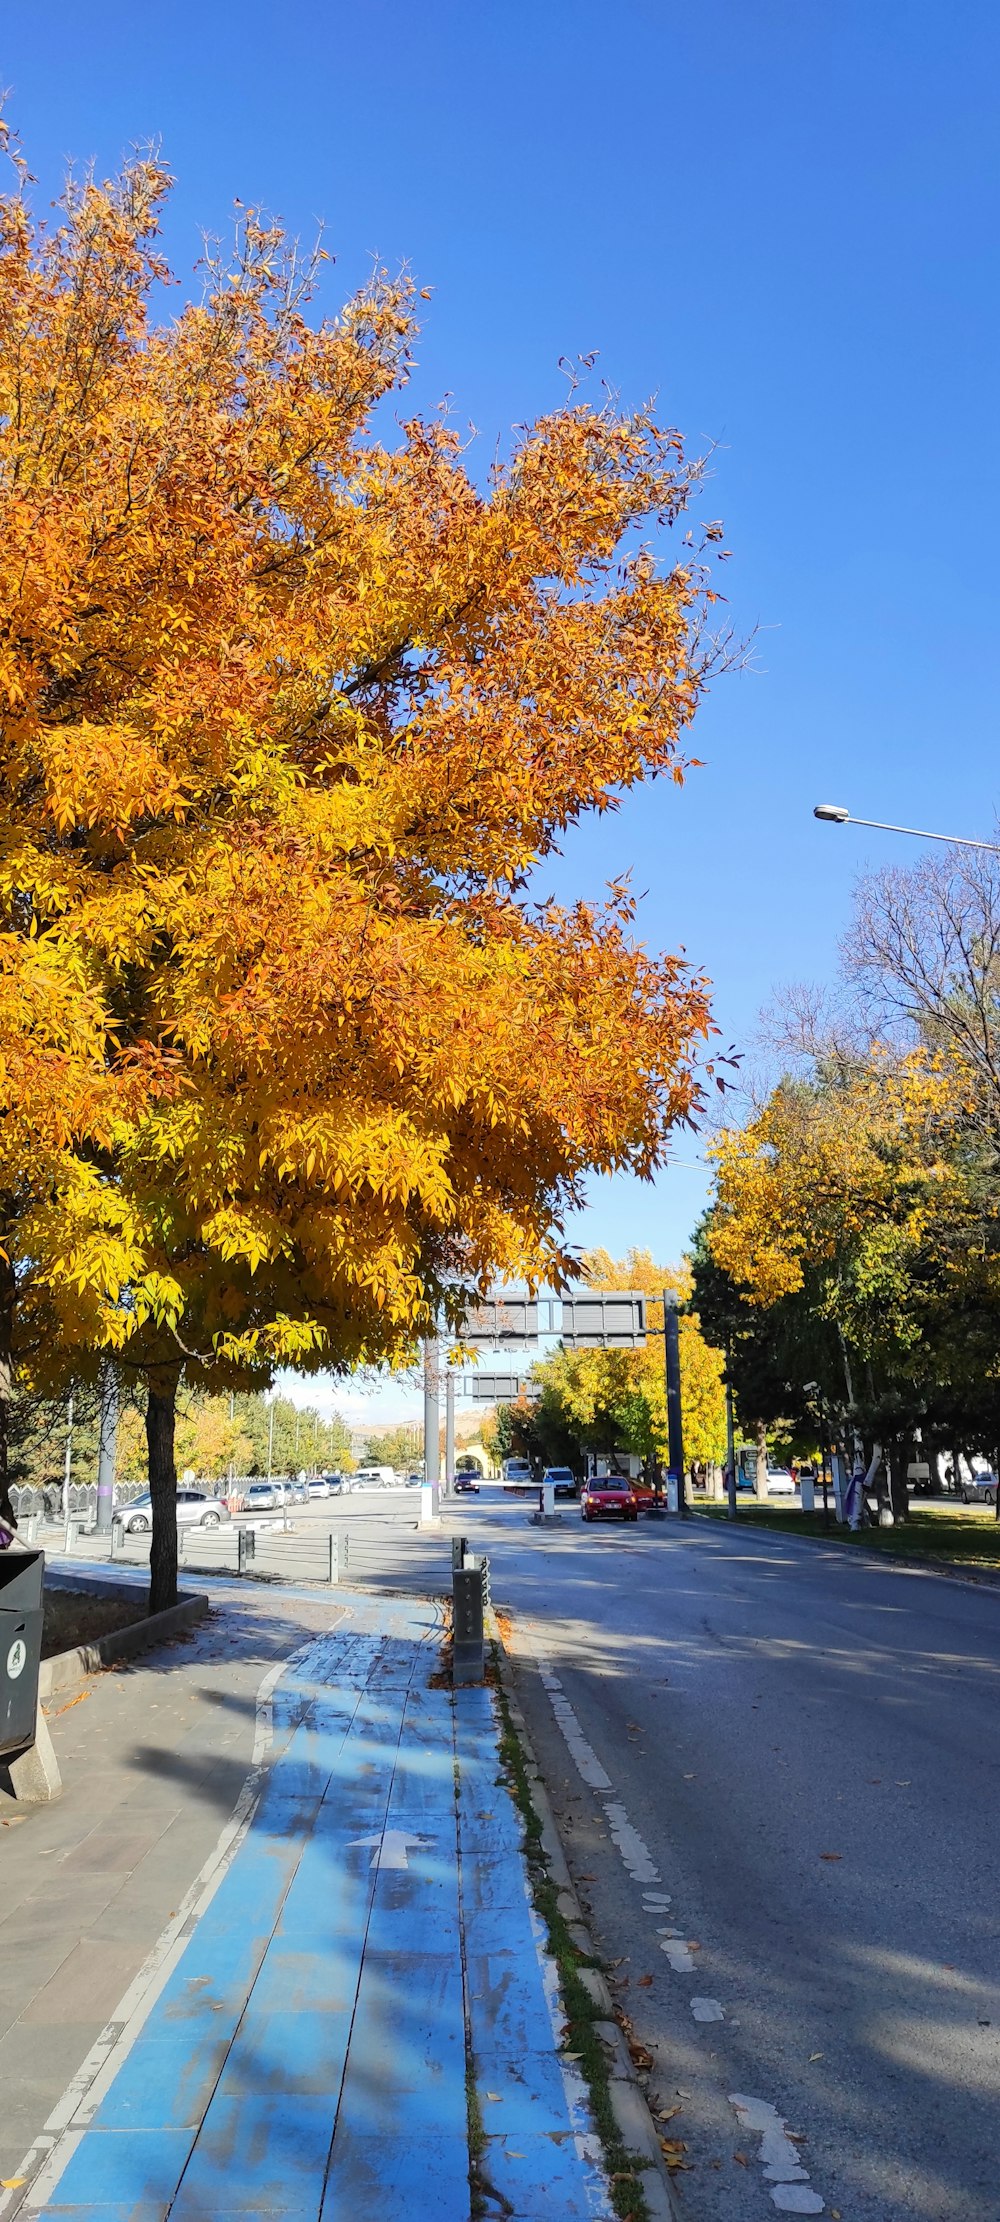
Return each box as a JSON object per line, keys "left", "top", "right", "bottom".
{"left": 691, "top": 842, "right": 1000, "bottom": 1519}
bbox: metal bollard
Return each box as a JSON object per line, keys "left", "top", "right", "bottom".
{"left": 452, "top": 1535, "right": 468, "bottom": 1573}
{"left": 452, "top": 1565, "right": 484, "bottom": 1685}
{"left": 237, "top": 1526, "right": 256, "bottom": 1575}
{"left": 463, "top": 1550, "right": 491, "bottom": 1610}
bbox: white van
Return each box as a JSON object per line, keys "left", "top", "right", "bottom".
{"left": 352, "top": 1464, "right": 396, "bottom": 1491}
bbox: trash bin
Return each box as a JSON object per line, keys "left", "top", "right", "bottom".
{"left": 0, "top": 1549, "right": 44, "bottom": 1757}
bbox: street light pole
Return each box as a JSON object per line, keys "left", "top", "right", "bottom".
{"left": 662, "top": 1290, "right": 686, "bottom": 1516}
{"left": 423, "top": 1337, "right": 440, "bottom": 1511}
{"left": 813, "top": 803, "right": 1000, "bottom": 855}
{"left": 62, "top": 1394, "right": 74, "bottom": 1550}
{"left": 724, "top": 1343, "right": 738, "bottom": 1522}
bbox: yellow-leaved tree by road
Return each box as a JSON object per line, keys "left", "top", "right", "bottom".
{"left": 0, "top": 137, "right": 728, "bottom": 1604}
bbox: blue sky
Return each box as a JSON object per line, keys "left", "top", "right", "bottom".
{"left": 8, "top": 2, "right": 998, "bottom": 1419}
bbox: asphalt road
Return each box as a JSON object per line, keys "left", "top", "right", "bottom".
{"left": 461, "top": 1489, "right": 1000, "bottom": 2222}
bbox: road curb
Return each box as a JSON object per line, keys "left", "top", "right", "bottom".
{"left": 492, "top": 1631, "right": 682, "bottom": 2222}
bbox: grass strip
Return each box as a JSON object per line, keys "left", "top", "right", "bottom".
{"left": 696, "top": 1500, "right": 1000, "bottom": 1566}
{"left": 491, "top": 1639, "right": 653, "bottom": 2222}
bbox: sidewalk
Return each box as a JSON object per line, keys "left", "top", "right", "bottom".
{"left": 18, "top": 1595, "right": 615, "bottom": 2222}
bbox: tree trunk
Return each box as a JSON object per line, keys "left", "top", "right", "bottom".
{"left": 754, "top": 1417, "right": 769, "bottom": 1501}
{"left": 887, "top": 1441, "right": 909, "bottom": 1523}
{"left": 146, "top": 1377, "right": 179, "bottom": 1616}
{"left": 0, "top": 1249, "right": 16, "bottom": 1530}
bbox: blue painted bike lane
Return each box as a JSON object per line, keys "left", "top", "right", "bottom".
{"left": 24, "top": 1597, "right": 614, "bottom": 2222}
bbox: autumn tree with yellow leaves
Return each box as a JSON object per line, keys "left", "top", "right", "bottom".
{"left": 0, "top": 136, "right": 728, "bottom": 1605}
{"left": 697, "top": 1049, "right": 1000, "bottom": 1513}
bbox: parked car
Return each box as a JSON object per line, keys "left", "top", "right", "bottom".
{"left": 114, "top": 1488, "right": 230, "bottom": 1535}
{"left": 543, "top": 1466, "right": 578, "bottom": 1499}
{"left": 404, "top": 1472, "right": 423, "bottom": 1489}
{"left": 322, "top": 1472, "right": 346, "bottom": 1495}
{"left": 452, "top": 1472, "right": 480, "bottom": 1494}
{"left": 287, "top": 1478, "right": 308, "bottom": 1505}
{"left": 581, "top": 1479, "right": 638, "bottom": 1524}
{"left": 307, "top": 1476, "right": 329, "bottom": 1499}
{"left": 765, "top": 1467, "right": 797, "bottom": 1496}
{"left": 961, "top": 1469, "right": 997, "bottom": 1506}
{"left": 245, "top": 1480, "right": 282, "bottom": 1512}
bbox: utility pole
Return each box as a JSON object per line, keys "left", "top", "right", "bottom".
{"left": 95, "top": 1365, "right": 119, "bottom": 1534}
{"left": 662, "top": 1290, "right": 686, "bottom": 1515}
{"left": 266, "top": 1393, "right": 275, "bottom": 1482}
{"left": 423, "top": 1337, "right": 440, "bottom": 1511}
{"left": 62, "top": 1394, "right": 75, "bottom": 1550}
{"left": 445, "top": 1365, "right": 456, "bottom": 1496}
{"left": 724, "top": 1343, "right": 738, "bottom": 1521}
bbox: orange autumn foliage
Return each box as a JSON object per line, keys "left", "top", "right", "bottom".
{"left": 0, "top": 138, "right": 726, "bottom": 1560}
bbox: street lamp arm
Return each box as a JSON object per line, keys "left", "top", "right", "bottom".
{"left": 813, "top": 805, "right": 1000, "bottom": 856}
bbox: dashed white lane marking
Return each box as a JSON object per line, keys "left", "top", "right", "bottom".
{"left": 602, "top": 1799, "right": 658, "bottom": 1881}
{"left": 538, "top": 1668, "right": 613, "bottom": 1791}
{"left": 528, "top": 1634, "right": 829, "bottom": 2217}
{"left": 660, "top": 1938, "right": 696, "bottom": 1971}
{"left": 729, "top": 2095, "right": 824, "bottom": 2213}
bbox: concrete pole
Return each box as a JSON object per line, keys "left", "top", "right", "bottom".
{"left": 95, "top": 1364, "right": 119, "bottom": 1533}
{"left": 423, "top": 1337, "right": 440, "bottom": 1514}
{"left": 61, "top": 1394, "right": 75, "bottom": 1549}
{"left": 725, "top": 1350, "right": 738, "bottom": 1521}
{"left": 444, "top": 1366, "right": 456, "bottom": 1497}
{"left": 662, "top": 1291, "right": 686, "bottom": 1515}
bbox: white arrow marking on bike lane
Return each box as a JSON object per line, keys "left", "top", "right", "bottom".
{"left": 348, "top": 1828, "right": 432, "bottom": 1871}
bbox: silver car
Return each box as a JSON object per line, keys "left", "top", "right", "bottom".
{"left": 961, "top": 1469, "right": 997, "bottom": 1506}
{"left": 245, "top": 1480, "right": 282, "bottom": 1512}
{"left": 115, "top": 1488, "right": 230, "bottom": 1535}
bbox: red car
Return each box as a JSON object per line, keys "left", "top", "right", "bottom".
{"left": 581, "top": 1479, "right": 639, "bottom": 1523}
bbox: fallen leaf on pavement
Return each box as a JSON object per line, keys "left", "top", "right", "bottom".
{"left": 51, "top": 1691, "right": 90, "bottom": 1717}
{"left": 638, "top": 1974, "right": 653, "bottom": 1987}
{"left": 896, "top": 1779, "right": 911, "bottom": 1787}
{"left": 658, "top": 2105, "right": 683, "bottom": 2122}
{"left": 1, "top": 2181, "right": 26, "bottom": 2191}
{"left": 820, "top": 1852, "right": 842, "bottom": 1861}
{"left": 577, "top": 1872, "right": 595, "bottom": 1880}
{"left": 733, "top": 2153, "right": 749, "bottom": 2167}
{"left": 809, "top": 2052, "right": 824, "bottom": 2062}
{"left": 486, "top": 2092, "right": 502, "bottom": 2102}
